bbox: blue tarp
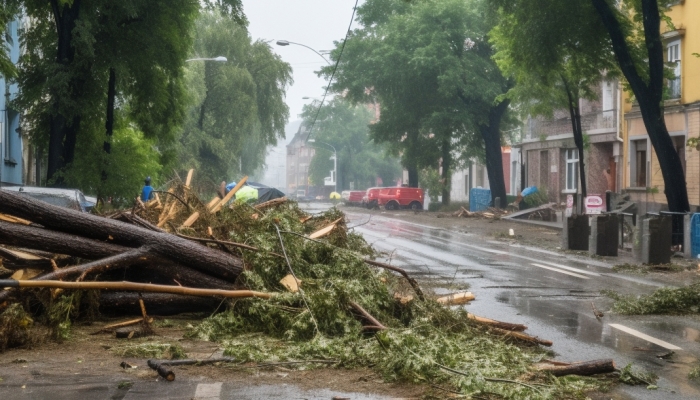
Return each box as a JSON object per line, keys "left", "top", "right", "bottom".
{"left": 691, "top": 213, "right": 700, "bottom": 258}
{"left": 469, "top": 188, "right": 491, "bottom": 212}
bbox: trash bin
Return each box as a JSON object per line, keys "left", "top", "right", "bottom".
{"left": 469, "top": 188, "right": 491, "bottom": 212}
{"left": 691, "top": 213, "right": 700, "bottom": 258}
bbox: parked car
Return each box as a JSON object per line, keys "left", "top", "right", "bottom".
{"left": 361, "top": 187, "right": 384, "bottom": 209}
{"left": 342, "top": 190, "right": 365, "bottom": 206}
{"left": 1, "top": 186, "right": 93, "bottom": 212}
{"left": 377, "top": 187, "right": 424, "bottom": 210}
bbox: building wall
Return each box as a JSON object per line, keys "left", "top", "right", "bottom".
{"left": 620, "top": 2, "right": 700, "bottom": 209}
{"left": 0, "top": 18, "right": 23, "bottom": 186}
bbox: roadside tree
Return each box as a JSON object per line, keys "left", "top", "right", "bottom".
{"left": 301, "top": 98, "right": 401, "bottom": 191}
{"left": 176, "top": 12, "right": 292, "bottom": 186}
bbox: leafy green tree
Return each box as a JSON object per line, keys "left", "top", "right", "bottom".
{"left": 7, "top": 0, "right": 244, "bottom": 186}
{"left": 301, "top": 98, "right": 402, "bottom": 191}
{"left": 0, "top": 0, "right": 19, "bottom": 78}
{"left": 176, "top": 11, "right": 292, "bottom": 186}
{"left": 491, "top": 0, "right": 620, "bottom": 197}
{"left": 326, "top": 0, "right": 513, "bottom": 207}
{"left": 58, "top": 127, "right": 163, "bottom": 205}
{"left": 490, "top": 0, "right": 689, "bottom": 212}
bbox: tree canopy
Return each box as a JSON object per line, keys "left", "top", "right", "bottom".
{"left": 491, "top": 0, "right": 621, "bottom": 197}
{"left": 326, "top": 0, "right": 512, "bottom": 205}
{"left": 301, "top": 98, "right": 401, "bottom": 191}
{"left": 176, "top": 11, "right": 292, "bottom": 187}
{"left": 490, "top": 0, "right": 689, "bottom": 211}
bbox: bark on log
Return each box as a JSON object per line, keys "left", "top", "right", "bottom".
{"left": 0, "top": 190, "right": 243, "bottom": 280}
{"left": 100, "top": 292, "right": 222, "bottom": 316}
{"left": 536, "top": 359, "right": 616, "bottom": 376}
{"left": 0, "top": 220, "right": 127, "bottom": 260}
{"left": 467, "top": 313, "right": 527, "bottom": 331}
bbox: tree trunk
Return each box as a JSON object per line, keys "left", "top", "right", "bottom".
{"left": 47, "top": 0, "right": 82, "bottom": 183}
{"left": 99, "top": 292, "right": 222, "bottom": 316}
{"left": 537, "top": 359, "right": 616, "bottom": 377}
{"left": 101, "top": 67, "right": 116, "bottom": 183}
{"left": 591, "top": 0, "right": 689, "bottom": 212}
{"left": 480, "top": 99, "right": 509, "bottom": 208}
{"left": 562, "top": 79, "right": 587, "bottom": 197}
{"left": 441, "top": 137, "right": 452, "bottom": 205}
{"left": 0, "top": 190, "right": 244, "bottom": 280}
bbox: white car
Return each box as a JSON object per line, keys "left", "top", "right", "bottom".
{"left": 1, "top": 186, "right": 94, "bottom": 212}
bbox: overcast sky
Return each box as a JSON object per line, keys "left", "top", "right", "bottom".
{"left": 242, "top": 0, "right": 363, "bottom": 123}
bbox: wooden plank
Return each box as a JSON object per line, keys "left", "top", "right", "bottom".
{"left": 211, "top": 176, "right": 248, "bottom": 213}
{"left": 185, "top": 169, "right": 194, "bottom": 187}
{"left": 181, "top": 212, "right": 200, "bottom": 228}
{"left": 437, "top": 292, "right": 475, "bottom": 305}
{"left": 206, "top": 196, "right": 220, "bottom": 209}
{"left": 308, "top": 217, "right": 343, "bottom": 239}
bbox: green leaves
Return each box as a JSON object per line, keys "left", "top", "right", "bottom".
{"left": 177, "top": 11, "right": 291, "bottom": 184}
{"left": 301, "top": 98, "right": 401, "bottom": 190}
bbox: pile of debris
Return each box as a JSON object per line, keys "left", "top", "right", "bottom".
{"left": 452, "top": 206, "right": 510, "bottom": 219}
{"left": 0, "top": 172, "right": 622, "bottom": 396}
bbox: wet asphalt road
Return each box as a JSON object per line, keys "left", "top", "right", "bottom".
{"left": 2, "top": 202, "right": 699, "bottom": 399}
{"left": 336, "top": 205, "right": 700, "bottom": 400}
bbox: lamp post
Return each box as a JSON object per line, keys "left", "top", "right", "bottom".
{"left": 185, "top": 56, "right": 228, "bottom": 62}
{"left": 275, "top": 40, "right": 331, "bottom": 66}
{"left": 307, "top": 139, "right": 337, "bottom": 193}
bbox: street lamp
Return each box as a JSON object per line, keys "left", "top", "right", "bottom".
{"left": 185, "top": 56, "right": 228, "bottom": 62}
{"left": 307, "top": 139, "right": 337, "bottom": 193}
{"left": 275, "top": 40, "right": 331, "bottom": 66}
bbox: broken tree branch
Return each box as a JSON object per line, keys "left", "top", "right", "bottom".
{"left": 536, "top": 359, "right": 616, "bottom": 376}
{"left": 348, "top": 300, "right": 386, "bottom": 330}
{"left": 0, "top": 280, "right": 272, "bottom": 299}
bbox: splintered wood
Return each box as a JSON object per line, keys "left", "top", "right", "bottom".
{"left": 280, "top": 274, "right": 301, "bottom": 292}
{"left": 308, "top": 217, "right": 343, "bottom": 239}
{"left": 436, "top": 292, "right": 475, "bottom": 305}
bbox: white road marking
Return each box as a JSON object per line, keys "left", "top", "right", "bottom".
{"left": 609, "top": 324, "right": 682, "bottom": 350}
{"left": 194, "top": 382, "right": 222, "bottom": 400}
{"left": 537, "top": 261, "right": 601, "bottom": 276}
{"left": 530, "top": 263, "right": 591, "bottom": 279}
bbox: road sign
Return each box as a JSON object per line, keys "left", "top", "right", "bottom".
{"left": 585, "top": 194, "right": 603, "bottom": 214}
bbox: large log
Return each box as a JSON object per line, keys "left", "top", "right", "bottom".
{"left": 0, "top": 220, "right": 127, "bottom": 260}
{"left": 536, "top": 359, "right": 616, "bottom": 376}
{"left": 100, "top": 292, "right": 222, "bottom": 315}
{"left": 0, "top": 190, "right": 243, "bottom": 280}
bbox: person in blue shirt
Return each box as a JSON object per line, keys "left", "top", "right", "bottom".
{"left": 141, "top": 176, "right": 154, "bottom": 202}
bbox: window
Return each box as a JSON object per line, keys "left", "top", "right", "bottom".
{"left": 667, "top": 40, "right": 681, "bottom": 99}
{"left": 631, "top": 139, "right": 648, "bottom": 187}
{"left": 565, "top": 149, "right": 579, "bottom": 191}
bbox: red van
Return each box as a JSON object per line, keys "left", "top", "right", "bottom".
{"left": 342, "top": 190, "right": 365, "bottom": 205}
{"left": 377, "top": 187, "right": 424, "bottom": 210}
{"left": 362, "top": 187, "right": 383, "bottom": 209}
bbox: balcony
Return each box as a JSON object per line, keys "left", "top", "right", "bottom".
{"left": 525, "top": 109, "right": 618, "bottom": 140}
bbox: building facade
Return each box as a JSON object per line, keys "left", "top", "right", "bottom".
{"left": 621, "top": 1, "right": 700, "bottom": 212}
{"left": 517, "top": 79, "right": 621, "bottom": 206}
{"left": 286, "top": 123, "right": 317, "bottom": 197}
{"left": 1, "top": 17, "right": 23, "bottom": 186}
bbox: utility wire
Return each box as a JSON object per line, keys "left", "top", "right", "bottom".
{"left": 303, "top": 0, "right": 360, "bottom": 142}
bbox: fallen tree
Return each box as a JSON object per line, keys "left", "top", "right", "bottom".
{"left": 0, "top": 190, "right": 243, "bottom": 280}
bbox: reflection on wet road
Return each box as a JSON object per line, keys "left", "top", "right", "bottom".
{"left": 346, "top": 210, "right": 700, "bottom": 399}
